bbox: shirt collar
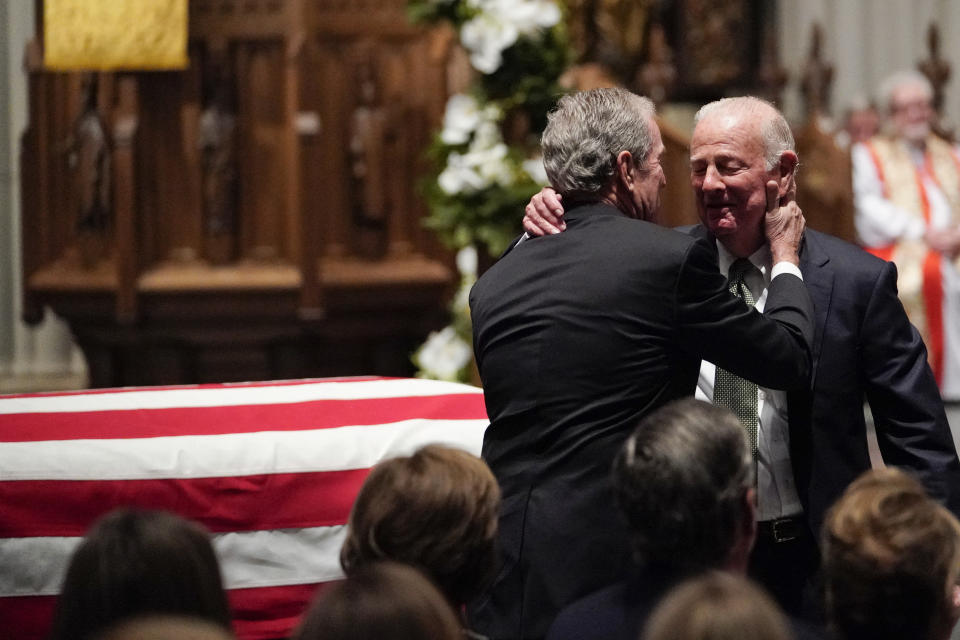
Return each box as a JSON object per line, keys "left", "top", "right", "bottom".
{"left": 715, "top": 240, "right": 772, "bottom": 283}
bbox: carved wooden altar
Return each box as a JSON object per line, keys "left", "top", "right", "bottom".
{"left": 21, "top": 0, "right": 457, "bottom": 387}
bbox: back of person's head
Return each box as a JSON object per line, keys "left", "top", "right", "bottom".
{"left": 641, "top": 571, "right": 793, "bottom": 640}
{"left": 48, "top": 509, "right": 231, "bottom": 640}
{"left": 541, "top": 87, "right": 656, "bottom": 201}
{"left": 294, "top": 562, "right": 462, "bottom": 640}
{"left": 613, "top": 398, "right": 754, "bottom": 575}
{"left": 823, "top": 467, "right": 960, "bottom": 640}
{"left": 94, "top": 615, "right": 236, "bottom": 640}
{"left": 339, "top": 444, "right": 500, "bottom": 607}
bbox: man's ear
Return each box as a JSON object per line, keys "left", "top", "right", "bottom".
{"left": 778, "top": 150, "right": 799, "bottom": 195}
{"left": 616, "top": 150, "right": 636, "bottom": 188}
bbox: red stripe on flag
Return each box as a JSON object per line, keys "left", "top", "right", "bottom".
{"left": 0, "top": 394, "right": 487, "bottom": 442}
{"left": 0, "top": 582, "right": 335, "bottom": 640}
{"left": 0, "top": 469, "right": 371, "bottom": 538}
{"left": 0, "top": 594, "right": 56, "bottom": 640}
{"left": 229, "top": 581, "right": 335, "bottom": 640}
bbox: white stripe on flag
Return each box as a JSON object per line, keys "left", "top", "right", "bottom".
{"left": 0, "top": 419, "right": 487, "bottom": 481}
{"left": 215, "top": 525, "right": 346, "bottom": 589}
{"left": 0, "top": 379, "right": 482, "bottom": 415}
{"left": 0, "top": 525, "right": 347, "bottom": 598}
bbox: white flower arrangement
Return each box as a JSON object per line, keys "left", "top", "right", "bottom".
{"left": 460, "top": 0, "right": 561, "bottom": 73}
{"left": 414, "top": 326, "right": 474, "bottom": 382}
{"left": 407, "top": 0, "right": 569, "bottom": 383}
{"left": 413, "top": 246, "right": 479, "bottom": 383}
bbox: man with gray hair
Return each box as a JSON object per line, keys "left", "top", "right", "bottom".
{"left": 468, "top": 88, "right": 815, "bottom": 640}
{"left": 853, "top": 69, "right": 960, "bottom": 401}
{"left": 548, "top": 398, "right": 813, "bottom": 640}
{"left": 525, "top": 95, "right": 960, "bottom": 618}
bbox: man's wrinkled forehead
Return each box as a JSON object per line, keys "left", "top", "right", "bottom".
{"left": 689, "top": 114, "right": 765, "bottom": 162}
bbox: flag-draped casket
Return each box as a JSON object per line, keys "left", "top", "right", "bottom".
{"left": 0, "top": 377, "right": 488, "bottom": 639}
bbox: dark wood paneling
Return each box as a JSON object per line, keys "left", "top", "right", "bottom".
{"left": 22, "top": 0, "right": 454, "bottom": 387}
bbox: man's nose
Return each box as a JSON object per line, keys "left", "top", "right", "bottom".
{"left": 702, "top": 165, "right": 723, "bottom": 191}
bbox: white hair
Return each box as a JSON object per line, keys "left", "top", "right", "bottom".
{"left": 878, "top": 70, "right": 933, "bottom": 116}
{"left": 693, "top": 96, "right": 794, "bottom": 171}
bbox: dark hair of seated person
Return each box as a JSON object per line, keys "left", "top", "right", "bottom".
{"left": 48, "top": 508, "right": 232, "bottom": 640}
{"left": 641, "top": 571, "right": 792, "bottom": 640}
{"left": 293, "top": 562, "right": 462, "bottom": 640}
{"left": 339, "top": 444, "right": 501, "bottom": 608}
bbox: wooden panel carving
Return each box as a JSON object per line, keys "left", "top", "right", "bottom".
{"left": 22, "top": 0, "right": 454, "bottom": 387}
{"left": 664, "top": 0, "right": 763, "bottom": 100}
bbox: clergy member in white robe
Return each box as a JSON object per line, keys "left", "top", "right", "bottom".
{"left": 852, "top": 70, "right": 960, "bottom": 401}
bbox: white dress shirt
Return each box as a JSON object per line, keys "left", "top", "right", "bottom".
{"left": 695, "top": 242, "right": 804, "bottom": 521}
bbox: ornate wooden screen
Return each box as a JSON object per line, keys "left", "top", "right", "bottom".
{"left": 21, "top": 0, "right": 457, "bottom": 386}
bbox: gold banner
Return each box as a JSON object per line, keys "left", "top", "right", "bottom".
{"left": 44, "top": 0, "right": 188, "bottom": 70}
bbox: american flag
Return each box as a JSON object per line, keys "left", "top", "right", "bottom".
{"left": 0, "top": 377, "right": 488, "bottom": 639}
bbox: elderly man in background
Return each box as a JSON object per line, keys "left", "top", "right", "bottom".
{"left": 853, "top": 70, "right": 960, "bottom": 402}
{"left": 469, "top": 88, "right": 814, "bottom": 640}
{"left": 525, "top": 96, "right": 960, "bottom": 618}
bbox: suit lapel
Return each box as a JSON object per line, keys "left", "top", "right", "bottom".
{"left": 797, "top": 232, "right": 833, "bottom": 391}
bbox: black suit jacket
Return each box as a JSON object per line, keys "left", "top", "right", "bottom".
{"left": 468, "top": 204, "right": 815, "bottom": 640}
{"left": 686, "top": 225, "right": 960, "bottom": 535}
{"left": 545, "top": 568, "right": 826, "bottom": 640}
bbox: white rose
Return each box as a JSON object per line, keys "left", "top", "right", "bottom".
{"left": 476, "top": 0, "right": 561, "bottom": 33}
{"left": 470, "top": 121, "right": 502, "bottom": 153}
{"left": 440, "top": 94, "right": 481, "bottom": 145}
{"left": 416, "top": 326, "right": 473, "bottom": 381}
{"left": 473, "top": 143, "right": 514, "bottom": 186}
{"left": 456, "top": 245, "right": 479, "bottom": 277}
{"left": 460, "top": 13, "right": 519, "bottom": 74}
{"left": 438, "top": 152, "right": 490, "bottom": 194}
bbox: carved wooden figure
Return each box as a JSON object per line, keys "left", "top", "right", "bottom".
{"left": 198, "top": 51, "right": 240, "bottom": 264}
{"left": 918, "top": 23, "right": 953, "bottom": 140}
{"left": 68, "top": 74, "right": 112, "bottom": 266}
{"left": 800, "top": 23, "right": 834, "bottom": 118}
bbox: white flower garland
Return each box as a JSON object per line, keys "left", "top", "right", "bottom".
{"left": 411, "top": 0, "right": 563, "bottom": 382}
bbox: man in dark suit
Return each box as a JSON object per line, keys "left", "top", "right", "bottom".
{"left": 523, "top": 96, "right": 960, "bottom": 617}
{"left": 547, "top": 399, "right": 823, "bottom": 640}
{"left": 468, "top": 88, "right": 815, "bottom": 640}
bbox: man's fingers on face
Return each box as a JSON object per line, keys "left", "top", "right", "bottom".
{"left": 765, "top": 181, "right": 779, "bottom": 213}
{"left": 780, "top": 176, "right": 797, "bottom": 205}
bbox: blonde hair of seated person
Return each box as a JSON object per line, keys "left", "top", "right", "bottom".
{"left": 822, "top": 467, "right": 960, "bottom": 640}
{"left": 641, "top": 571, "right": 792, "bottom": 640}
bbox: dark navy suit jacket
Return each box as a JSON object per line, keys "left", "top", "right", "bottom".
{"left": 686, "top": 225, "right": 960, "bottom": 535}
